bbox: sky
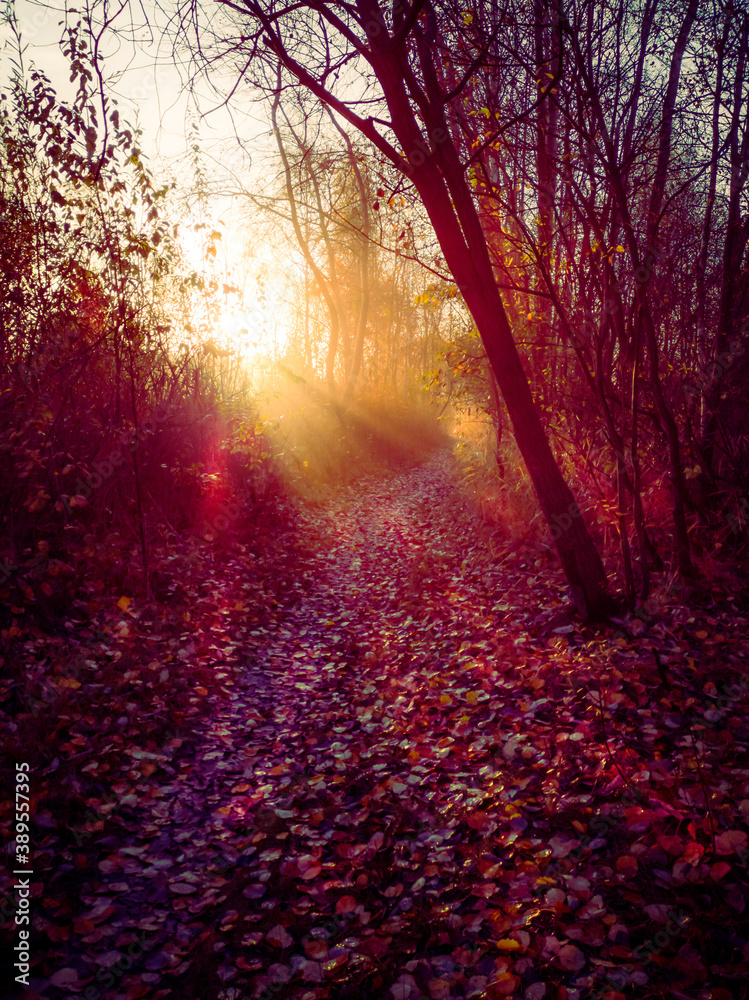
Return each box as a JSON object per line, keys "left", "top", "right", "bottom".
{"left": 1, "top": 1, "right": 313, "bottom": 363}
{"left": 4, "top": 0, "right": 226, "bottom": 167}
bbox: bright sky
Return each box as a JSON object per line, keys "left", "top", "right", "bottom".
{"left": 2, "top": 0, "right": 296, "bottom": 362}
{"left": 7, "top": 1, "right": 218, "bottom": 163}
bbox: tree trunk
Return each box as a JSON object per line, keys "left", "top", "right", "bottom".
{"left": 566, "top": 0, "right": 697, "bottom": 579}
{"left": 487, "top": 366, "right": 505, "bottom": 479}
{"left": 364, "top": 5, "right": 614, "bottom": 618}
{"left": 533, "top": 0, "right": 558, "bottom": 411}
{"left": 700, "top": 11, "right": 749, "bottom": 476}
{"left": 466, "top": 281, "right": 613, "bottom": 618}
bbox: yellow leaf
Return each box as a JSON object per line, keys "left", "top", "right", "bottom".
{"left": 496, "top": 938, "right": 521, "bottom": 950}
{"left": 57, "top": 677, "right": 81, "bottom": 689}
{"left": 616, "top": 245, "right": 625, "bottom": 251}
{"left": 117, "top": 596, "right": 132, "bottom": 612}
{"left": 466, "top": 691, "right": 479, "bottom": 705}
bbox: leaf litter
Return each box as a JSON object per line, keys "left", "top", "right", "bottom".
{"left": 2, "top": 452, "right": 749, "bottom": 1000}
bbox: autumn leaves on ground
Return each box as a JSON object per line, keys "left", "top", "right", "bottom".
{"left": 2, "top": 440, "right": 749, "bottom": 1000}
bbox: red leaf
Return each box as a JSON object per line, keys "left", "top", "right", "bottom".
{"left": 468, "top": 810, "right": 492, "bottom": 831}
{"left": 615, "top": 855, "right": 638, "bottom": 878}
{"left": 297, "top": 856, "right": 322, "bottom": 880}
{"left": 266, "top": 924, "right": 293, "bottom": 948}
{"left": 710, "top": 861, "right": 731, "bottom": 880}
{"left": 682, "top": 841, "right": 704, "bottom": 866}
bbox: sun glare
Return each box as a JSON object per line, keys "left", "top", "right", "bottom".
{"left": 218, "top": 289, "right": 291, "bottom": 362}
{"left": 177, "top": 214, "right": 292, "bottom": 364}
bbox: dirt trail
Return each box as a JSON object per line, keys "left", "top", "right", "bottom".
{"left": 17, "top": 452, "right": 748, "bottom": 1000}
{"left": 28, "top": 451, "right": 517, "bottom": 1000}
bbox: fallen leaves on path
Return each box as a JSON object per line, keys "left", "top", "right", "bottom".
{"left": 2, "top": 453, "right": 749, "bottom": 1000}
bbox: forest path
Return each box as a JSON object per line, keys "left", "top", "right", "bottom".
{"left": 169, "top": 448, "right": 549, "bottom": 995}
{"left": 33, "top": 449, "right": 563, "bottom": 1000}
{"left": 229, "top": 449, "right": 511, "bottom": 751}
{"left": 17, "top": 452, "right": 749, "bottom": 1000}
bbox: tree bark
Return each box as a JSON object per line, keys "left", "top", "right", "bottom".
{"left": 566, "top": 0, "right": 698, "bottom": 579}
{"left": 699, "top": 11, "right": 749, "bottom": 476}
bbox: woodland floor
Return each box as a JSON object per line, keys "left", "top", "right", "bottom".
{"left": 3, "top": 450, "right": 749, "bottom": 1000}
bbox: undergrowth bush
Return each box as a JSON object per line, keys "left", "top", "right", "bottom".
{"left": 453, "top": 409, "right": 749, "bottom": 609}
{"left": 451, "top": 415, "right": 539, "bottom": 543}
{"left": 0, "top": 44, "right": 285, "bottom": 631}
